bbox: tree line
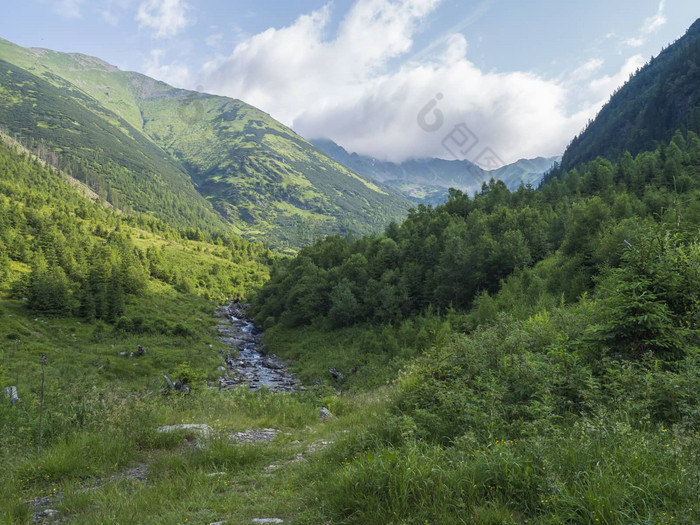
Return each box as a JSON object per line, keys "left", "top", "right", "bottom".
{"left": 252, "top": 130, "right": 700, "bottom": 341}
{"left": 0, "top": 140, "right": 272, "bottom": 320}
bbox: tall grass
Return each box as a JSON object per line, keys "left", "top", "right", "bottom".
{"left": 311, "top": 412, "right": 699, "bottom": 524}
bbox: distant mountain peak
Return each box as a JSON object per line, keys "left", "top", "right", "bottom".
{"left": 312, "top": 138, "right": 560, "bottom": 205}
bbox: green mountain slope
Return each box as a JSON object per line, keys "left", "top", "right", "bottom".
{"left": 131, "top": 77, "right": 410, "bottom": 250}
{"left": 0, "top": 56, "right": 226, "bottom": 233}
{"left": 489, "top": 156, "right": 561, "bottom": 189}
{"left": 0, "top": 131, "right": 270, "bottom": 302}
{"left": 557, "top": 17, "right": 700, "bottom": 172}
{"left": 0, "top": 38, "right": 411, "bottom": 251}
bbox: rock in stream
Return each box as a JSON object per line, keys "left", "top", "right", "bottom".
{"left": 216, "top": 301, "right": 302, "bottom": 393}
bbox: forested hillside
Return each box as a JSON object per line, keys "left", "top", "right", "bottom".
{"left": 248, "top": 128, "right": 700, "bottom": 522}
{"left": 0, "top": 134, "right": 271, "bottom": 317}
{"left": 556, "top": 18, "right": 700, "bottom": 172}
{"left": 0, "top": 58, "right": 226, "bottom": 233}
{"left": 253, "top": 131, "right": 700, "bottom": 329}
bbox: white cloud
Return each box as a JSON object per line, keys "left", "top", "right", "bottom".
{"left": 141, "top": 0, "right": 651, "bottom": 163}
{"left": 588, "top": 54, "right": 645, "bottom": 101}
{"left": 570, "top": 58, "right": 604, "bottom": 82}
{"left": 136, "top": 0, "right": 191, "bottom": 38}
{"left": 642, "top": 0, "right": 667, "bottom": 34}
{"left": 53, "top": 0, "right": 86, "bottom": 19}
{"left": 144, "top": 49, "right": 191, "bottom": 87}
{"left": 195, "top": 0, "right": 596, "bottom": 163}
{"left": 622, "top": 0, "right": 667, "bottom": 49}
{"left": 623, "top": 37, "right": 644, "bottom": 48}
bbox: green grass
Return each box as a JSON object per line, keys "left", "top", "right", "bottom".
{"left": 0, "top": 218, "right": 384, "bottom": 524}
{"left": 2, "top": 261, "right": 698, "bottom": 524}
{"left": 0, "top": 286, "right": 227, "bottom": 393}
{"left": 0, "top": 358, "right": 389, "bottom": 524}
{"left": 261, "top": 316, "right": 450, "bottom": 392}
{"left": 3, "top": 364, "right": 697, "bottom": 524}
{"left": 308, "top": 413, "right": 699, "bottom": 524}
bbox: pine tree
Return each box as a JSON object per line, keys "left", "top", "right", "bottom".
{"left": 0, "top": 242, "right": 9, "bottom": 284}
{"left": 27, "top": 257, "right": 71, "bottom": 316}
{"left": 80, "top": 279, "right": 96, "bottom": 321}
{"left": 106, "top": 268, "right": 124, "bottom": 323}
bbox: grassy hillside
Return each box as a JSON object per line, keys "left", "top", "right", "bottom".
{"left": 0, "top": 54, "right": 227, "bottom": 234}
{"left": 0, "top": 38, "right": 411, "bottom": 251}
{"left": 133, "top": 78, "right": 411, "bottom": 250}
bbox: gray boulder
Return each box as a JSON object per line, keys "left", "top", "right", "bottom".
{"left": 157, "top": 424, "right": 212, "bottom": 438}
{"left": 4, "top": 386, "right": 19, "bottom": 406}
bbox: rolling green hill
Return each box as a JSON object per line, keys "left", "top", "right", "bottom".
{"left": 0, "top": 38, "right": 411, "bottom": 251}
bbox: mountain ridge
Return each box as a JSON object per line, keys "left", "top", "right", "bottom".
{"left": 556, "top": 17, "right": 700, "bottom": 173}
{"left": 0, "top": 37, "right": 411, "bottom": 251}
{"left": 312, "top": 138, "right": 560, "bottom": 205}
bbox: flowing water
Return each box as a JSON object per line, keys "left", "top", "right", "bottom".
{"left": 215, "top": 302, "right": 301, "bottom": 392}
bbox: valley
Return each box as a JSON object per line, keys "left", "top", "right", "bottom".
{"left": 1, "top": 11, "right": 700, "bottom": 525}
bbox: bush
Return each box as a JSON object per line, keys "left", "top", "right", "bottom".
{"left": 171, "top": 322, "right": 194, "bottom": 337}
{"left": 113, "top": 315, "right": 134, "bottom": 333}
{"left": 173, "top": 362, "right": 205, "bottom": 387}
{"left": 585, "top": 233, "right": 699, "bottom": 362}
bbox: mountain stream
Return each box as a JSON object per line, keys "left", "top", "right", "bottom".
{"left": 215, "top": 301, "right": 301, "bottom": 392}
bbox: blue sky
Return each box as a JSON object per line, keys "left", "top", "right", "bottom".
{"left": 1, "top": 0, "right": 698, "bottom": 164}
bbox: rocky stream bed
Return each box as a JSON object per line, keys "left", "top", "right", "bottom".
{"left": 31, "top": 302, "right": 307, "bottom": 524}
{"left": 214, "top": 301, "right": 302, "bottom": 393}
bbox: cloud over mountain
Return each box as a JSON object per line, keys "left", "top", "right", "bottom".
{"left": 189, "top": 0, "right": 647, "bottom": 163}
